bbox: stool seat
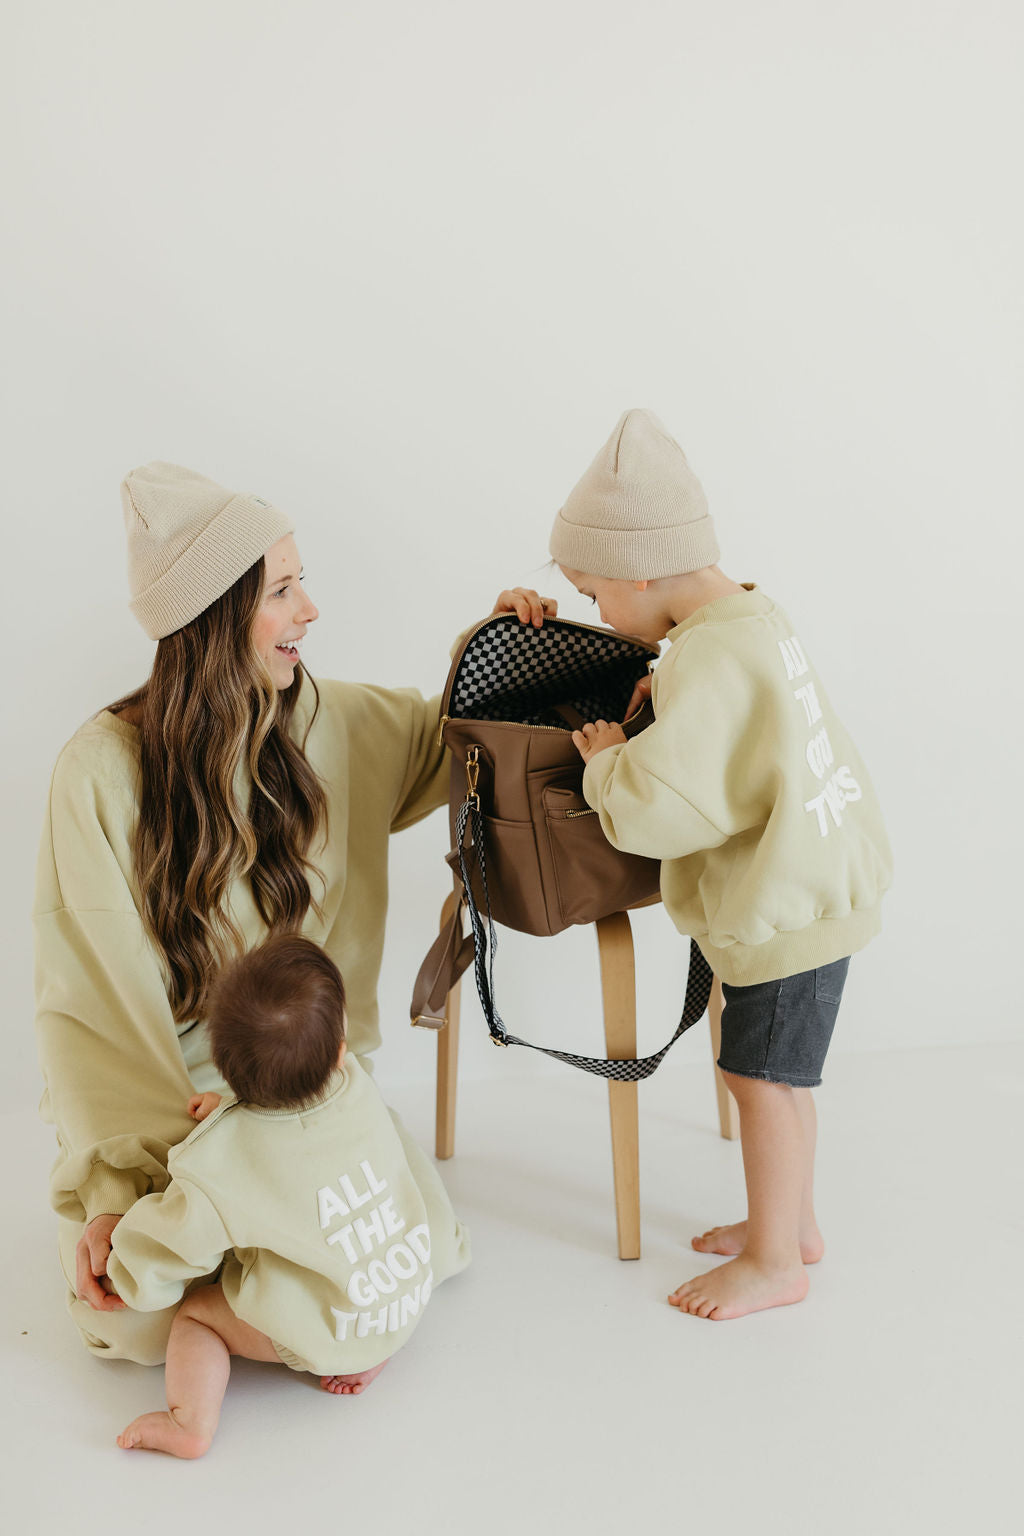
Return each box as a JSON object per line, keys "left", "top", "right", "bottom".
{"left": 419, "top": 890, "right": 739, "bottom": 1260}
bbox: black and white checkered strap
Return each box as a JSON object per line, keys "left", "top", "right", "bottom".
{"left": 454, "top": 799, "right": 714, "bottom": 1081}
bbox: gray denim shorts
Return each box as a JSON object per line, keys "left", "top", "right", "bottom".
{"left": 716, "top": 957, "right": 851, "bottom": 1088}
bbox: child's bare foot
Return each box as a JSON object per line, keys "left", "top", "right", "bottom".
{"left": 691, "top": 1220, "right": 825, "bottom": 1264}
{"left": 668, "top": 1255, "right": 809, "bottom": 1320}
{"left": 320, "top": 1361, "right": 388, "bottom": 1395}
{"left": 116, "top": 1410, "right": 211, "bottom": 1459}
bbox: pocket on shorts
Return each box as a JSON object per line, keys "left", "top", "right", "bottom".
{"left": 813, "top": 957, "right": 850, "bottom": 1006}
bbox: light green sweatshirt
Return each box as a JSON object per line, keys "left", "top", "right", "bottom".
{"left": 107, "top": 1056, "right": 470, "bottom": 1375}
{"left": 34, "top": 674, "right": 447, "bottom": 1226}
{"left": 583, "top": 585, "right": 892, "bottom": 984}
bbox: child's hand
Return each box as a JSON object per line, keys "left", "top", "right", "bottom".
{"left": 491, "top": 588, "right": 558, "bottom": 627}
{"left": 572, "top": 720, "right": 627, "bottom": 764}
{"left": 189, "top": 1092, "right": 222, "bottom": 1122}
{"left": 623, "top": 674, "right": 653, "bottom": 721}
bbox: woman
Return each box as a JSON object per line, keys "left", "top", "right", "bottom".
{"left": 34, "top": 460, "right": 553, "bottom": 1363}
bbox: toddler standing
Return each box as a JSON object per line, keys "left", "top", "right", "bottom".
{"left": 550, "top": 409, "right": 892, "bottom": 1321}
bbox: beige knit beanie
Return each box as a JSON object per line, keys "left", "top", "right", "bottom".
{"left": 549, "top": 409, "right": 719, "bottom": 581}
{"left": 121, "top": 462, "right": 295, "bottom": 639}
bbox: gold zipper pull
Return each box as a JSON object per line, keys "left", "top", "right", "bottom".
{"left": 436, "top": 713, "right": 449, "bottom": 748}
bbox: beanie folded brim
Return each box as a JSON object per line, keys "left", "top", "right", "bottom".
{"left": 549, "top": 507, "right": 720, "bottom": 581}
{"left": 130, "top": 494, "right": 295, "bottom": 640}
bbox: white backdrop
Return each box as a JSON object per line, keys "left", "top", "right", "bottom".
{"left": 4, "top": 0, "right": 1021, "bottom": 1106}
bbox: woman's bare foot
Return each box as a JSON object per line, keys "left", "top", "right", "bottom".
{"left": 320, "top": 1360, "right": 388, "bottom": 1396}
{"left": 668, "top": 1255, "right": 809, "bottom": 1320}
{"left": 691, "top": 1219, "right": 824, "bottom": 1264}
{"left": 116, "top": 1410, "right": 211, "bottom": 1459}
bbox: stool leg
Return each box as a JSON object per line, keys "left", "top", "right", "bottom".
{"left": 435, "top": 889, "right": 461, "bottom": 1161}
{"left": 707, "top": 975, "right": 740, "bottom": 1140}
{"left": 596, "top": 912, "right": 641, "bottom": 1260}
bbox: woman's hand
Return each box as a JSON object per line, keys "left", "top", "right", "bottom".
{"left": 571, "top": 720, "right": 627, "bottom": 765}
{"left": 76, "top": 1213, "right": 127, "bottom": 1311}
{"left": 623, "top": 674, "right": 653, "bottom": 721}
{"left": 491, "top": 588, "right": 558, "bottom": 627}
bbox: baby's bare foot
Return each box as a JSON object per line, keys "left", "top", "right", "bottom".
{"left": 117, "top": 1410, "right": 211, "bottom": 1459}
{"left": 691, "top": 1220, "right": 825, "bottom": 1264}
{"left": 668, "top": 1255, "right": 809, "bottom": 1321}
{"left": 320, "top": 1360, "right": 388, "bottom": 1396}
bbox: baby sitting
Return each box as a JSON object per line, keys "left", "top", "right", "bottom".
{"left": 97, "top": 933, "right": 470, "bottom": 1458}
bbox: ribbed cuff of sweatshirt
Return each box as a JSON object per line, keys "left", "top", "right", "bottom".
{"left": 77, "top": 1167, "right": 151, "bottom": 1226}
{"left": 697, "top": 904, "right": 884, "bottom": 987}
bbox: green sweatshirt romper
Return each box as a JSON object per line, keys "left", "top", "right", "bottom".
{"left": 108, "top": 1057, "right": 470, "bottom": 1375}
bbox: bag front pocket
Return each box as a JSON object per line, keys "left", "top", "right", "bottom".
{"left": 543, "top": 786, "right": 660, "bottom": 927}
{"left": 448, "top": 815, "right": 550, "bottom": 935}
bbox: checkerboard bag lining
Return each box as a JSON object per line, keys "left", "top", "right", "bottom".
{"left": 450, "top": 615, "right": 654, "bottom": 727}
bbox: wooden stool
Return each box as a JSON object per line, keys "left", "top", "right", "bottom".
{"left": 425, "top": 890, "right": 740, "bottom": 1260}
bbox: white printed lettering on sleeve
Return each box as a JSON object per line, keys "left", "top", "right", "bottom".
{"left": 778, "top": 636, "right": 809, "bottom": 681}
{"left": 776, "top": 633, "right": 860, "bottom": 841}
{"left": 805, "top": 727, "right": 834, "bottom": 781}
{"left": 804, "top": 765, "right": 862, "bottom": 837}
{"left": 793, "top": 682, "right": 823, "bottom": 727}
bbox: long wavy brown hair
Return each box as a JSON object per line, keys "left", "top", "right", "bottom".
{"left": 108, "top": 558, "right": 328, "bottom": 1023}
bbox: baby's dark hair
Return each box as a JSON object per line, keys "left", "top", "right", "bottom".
{"left": 206, "top": 934, "right": 346, "bottom": 1109}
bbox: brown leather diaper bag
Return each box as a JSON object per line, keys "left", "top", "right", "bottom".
{"left": 410, "top": 613, "right": 713, "bottom": 1080}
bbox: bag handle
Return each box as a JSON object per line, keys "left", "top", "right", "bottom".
{"left": 409, "top": 893, "right": 475, "bottom": 1028}
{"left": 550, "top": 702, "right": 588, "bottom": 730}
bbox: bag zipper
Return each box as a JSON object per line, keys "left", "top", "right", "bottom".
{"left": 438, "top": 713, "right": 572, "bottom": 747}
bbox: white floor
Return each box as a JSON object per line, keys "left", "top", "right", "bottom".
{"left": 4, "top": 1042, "right": 1021, "bottom": 1536}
